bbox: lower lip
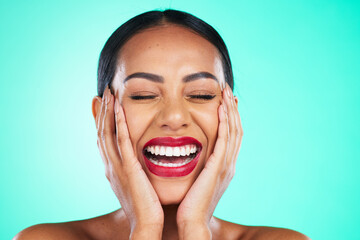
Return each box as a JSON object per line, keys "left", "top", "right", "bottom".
{"left": 143, "top": 150, "right": 201, "bottom": 177}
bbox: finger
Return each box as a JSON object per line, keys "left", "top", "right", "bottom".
{"left": 101, "top": 86, "right": 121, "bottom": 167}
{"left": 97, "top": 138, "right": 108, "bottom": 167}
{"left": 228, "top": 93, "right": 243, "bottom": 171}
{"left": 231, "top": 94, "right": 242, "bottom": 138}
{"left": 114, "top": 98, "right": 138, "bottom": 167}
{"left": 96, "top": 91, "right": 106, "bottom": 131}
{"left": 97, "top": 86, "right": 109, "bottom": 167}
{"left": 204, "top": 101, "right": 229, "bottom": 172}
{"left": 232, "top": 95, "right": 243, "bottom": 168}
{"left": 224, "top": 84, "right": 237, "bottom": 167}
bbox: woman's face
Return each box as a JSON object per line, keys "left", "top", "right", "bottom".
{"left": 111, "top": 25, "right": 225, "bottom": 205}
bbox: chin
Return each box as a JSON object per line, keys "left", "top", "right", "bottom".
{"left": 151, "top": 178, "right": 194, "bottom": 205}
{"left": 158, "top": 192, "right": 184, "bottom": 205}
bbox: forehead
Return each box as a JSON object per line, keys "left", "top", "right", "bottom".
{"left": 116, "top": 25, "right": 223, "bottom": 79}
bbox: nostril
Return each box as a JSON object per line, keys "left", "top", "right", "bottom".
{"left": 155, "top": 105, "right": 191, "bottom": 130}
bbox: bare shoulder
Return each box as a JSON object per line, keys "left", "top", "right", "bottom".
{"left": 243, "top": 225, "right": 311, "bottom": 240}
{"left": 13, "top": 209, "right": 128, "bottom": 240}
{"left": 212, "top": 217, "right": 310, "bottom": 240}
{"left": 210, "top": 217, "right": 247, "bottom": 240}
{"left": 12, "top": 223, "right": 88, "bottom": 240}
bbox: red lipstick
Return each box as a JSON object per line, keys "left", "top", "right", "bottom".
{"left": 143, "top": 137, "right": 202, "bottom": 177}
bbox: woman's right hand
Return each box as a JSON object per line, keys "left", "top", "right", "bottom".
{"left": 95, "top": 85, "right": 164, "bottom": 239}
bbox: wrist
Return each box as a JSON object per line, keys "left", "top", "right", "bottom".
{"left": 129, "top": 224, "right": 163, "bottom": 240}
{"left": 178, "top": 222, "right": 211, "bottom": 240}
{"left": 130, "top": 224, "right": 163, "bottom": 240}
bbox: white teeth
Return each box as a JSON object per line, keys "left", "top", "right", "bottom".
{"left": 149, "top": 157, "right": 193, "bottom": 167}
{"left": 180, "top": 147, "right": 186, "bottom": 156}
{"left": 160, "top": 146, "right": 166, "bottom": 155}
{"left": 173, "top": 147, "right": 180, "bottom": 156}
{"left": 155, "top": 146, "right": 160, "bottom": 155}
{"left": 146, "top": 144, "right": 198, "bottom": 157}
{"left": 185, "top": 145, "right": 190, "bottom": 155}
{"left": 165, "top": 147, "right": 173, "bottom": 156}
{"left": 150, "top": 146, "right": 155, "bottom": 155}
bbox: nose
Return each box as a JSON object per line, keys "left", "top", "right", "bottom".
{"left": 155, "top": 98, "right": 191, "bottom": 132}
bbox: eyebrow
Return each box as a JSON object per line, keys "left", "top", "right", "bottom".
{"left": 123, "top": 71, "right": 218, "bottom": 83}
{"left": 123, "top": 72, "right": 163, "bottom": 83}
{"left": 183, "top": 72, "right": 218, "bottom": 83}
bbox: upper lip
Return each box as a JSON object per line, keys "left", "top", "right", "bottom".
{"left": 143, "top": 136, "right": 202, "bottom": 149}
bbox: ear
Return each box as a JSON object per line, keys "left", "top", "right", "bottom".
{"left": 91, "top": 96, "right": 102, "bottom": 126}
{"left": 234, "top": 96, "right": 238, "bottom": 108}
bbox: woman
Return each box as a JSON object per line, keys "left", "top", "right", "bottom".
{"left": 15, "top": 9, "right": 309, "bottom": 240}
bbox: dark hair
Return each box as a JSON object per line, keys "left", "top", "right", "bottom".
{"left": 97, "top": 9, "right": 233, "bottom": 97}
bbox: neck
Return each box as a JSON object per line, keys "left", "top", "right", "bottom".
{"left": 116, "top": 205, "right": 206, "bottom": 239}
{"left": 162, "top": 204, "right": 180, "bottom": 240}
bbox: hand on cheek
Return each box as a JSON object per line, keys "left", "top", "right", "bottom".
{"left": 95, "top": 85, "right": 164, "bottom": 239}
{"left": 176, "top": 83, "right": 243, "bottom": 239}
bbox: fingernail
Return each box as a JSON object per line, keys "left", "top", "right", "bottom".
{"left": 115, "top": 98, "right": 120, "bottom": 114}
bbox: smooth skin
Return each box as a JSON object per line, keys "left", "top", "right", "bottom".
{"left": 14, "top": 25, "right": 310, "bottom": 240}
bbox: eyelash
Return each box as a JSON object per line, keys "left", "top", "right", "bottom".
{"left": 189, "top": 94, "right": 216, "bottom": 100}
{"left": 130, "top": 95, "right": 156, "bottom": 100}
{"left": 130, "top": 95, "right": 216, "bottom": 100}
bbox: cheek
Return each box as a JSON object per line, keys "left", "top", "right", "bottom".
{"left": 122, "top": 104, "right": 154, "bottom": 149}
{"left": 191, "top": 104, "right": 220, "bottom": 153}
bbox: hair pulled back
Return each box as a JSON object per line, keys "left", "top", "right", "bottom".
{"left": 97, "top": 9, "right": 233, "bottom": 97}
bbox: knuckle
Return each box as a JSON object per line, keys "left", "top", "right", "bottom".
{"left": 224, "top": 170, "right": 234, "bottom": 182}
{"left": 116, "top": 133, "right": 123, "bottom": 145}
{"left": 115, "top": 114, "right": 123, "bottom": 125}
{"left": 101, "top": 129, "right": 113, "bottom": 142}
{"left": 118, "top": 135, "right": 131, "bottom": 151}
{"left": 105, "top": 165, "right": 117, "bottom": 182}
{"left": 218, "top": 134, "right": 227, "bottom": 142}
{"left": 220, "top": 129, "right": 229, "bottom": 141}
{"left": 116, "top": 129, "right": 125, "bottom": 141}
{"left": 124, "top": 160, "right": 141, "bottom": 174}
{"left": 97, "top": 130, "right": 102, "bottom": 139}
{"left": 235, "top": 128, "right": 241, "bottom": 138}
{"left": 230, "top": 124, "right": 236, "bottom": 133}
{"left": 115, "top": 116, "right": 120, "bottom": 125}
{"left": 220, "top": 170, "right": 228, "bottom": 180}
{"left": 104, "top": 128, "right": 114, "bottom": 138}
{"left": 101, "top": 131, "right": 106, "bottom": 141}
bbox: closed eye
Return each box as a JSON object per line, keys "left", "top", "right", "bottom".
{"left": 130, "top": 95, "right": 157, "bottom": 100}
{"left": 188, "top": 95, "right": 216, "bottom": 100}
{"left": 129, "top": 94, "right": 216, "bottom": 100}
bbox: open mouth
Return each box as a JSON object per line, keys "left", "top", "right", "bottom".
{"left": 143, "top": 144, "right": 199, "bottom": 167}
{"left": 142, "top": 137, "right": 202, "bottom": 177}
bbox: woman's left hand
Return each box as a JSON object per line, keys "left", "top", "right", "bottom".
{"left": 177, "top": 83, "right": 243, "bottom": 239}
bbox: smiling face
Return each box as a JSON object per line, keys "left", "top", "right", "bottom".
{"left": 111, "top": 24, "right": 225, "bottom": 205}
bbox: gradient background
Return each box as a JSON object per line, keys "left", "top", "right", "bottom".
{"left": 1, "top": 0, "right": 359, "bottom": 239}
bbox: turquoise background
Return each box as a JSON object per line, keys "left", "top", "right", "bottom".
{"left": 1, "top": 0, "right": 359, "bottom": 239}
